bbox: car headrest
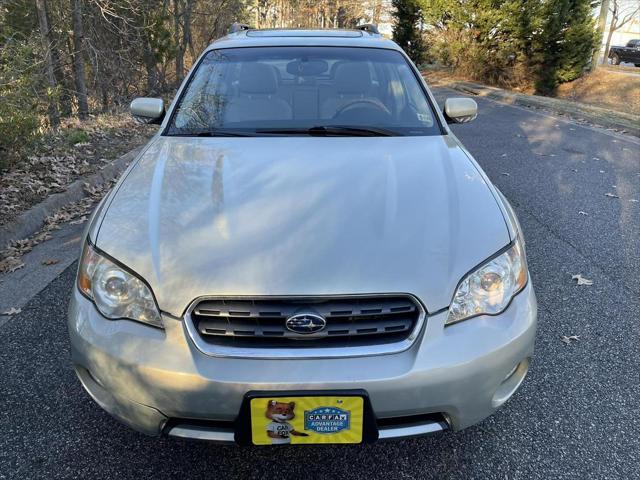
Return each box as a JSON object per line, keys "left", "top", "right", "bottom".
{"left": 334, "top": 62, "right": 372, "bottom": 94}
{"left": 238, "top": 63, "right": 278, "bottom": 94}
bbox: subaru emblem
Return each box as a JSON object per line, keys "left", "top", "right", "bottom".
{"left": 285, "top": 313, "right": 327, "bottom": 334}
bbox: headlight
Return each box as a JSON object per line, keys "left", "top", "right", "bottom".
{"left": 446, "top": 239, "right": 528, "bottom": 325}
{"left": 77, "top": 242, "right": 163, "bottom": 328}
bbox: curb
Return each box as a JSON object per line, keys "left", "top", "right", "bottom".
{"left": 0, "top": 147, "right": 142, "bottom": 249}
{"left": 435, "top": 79, "right": 640, "bottom": 137}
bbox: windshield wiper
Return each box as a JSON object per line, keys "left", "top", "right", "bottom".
{"left": 169, "top": 129, "right": 256, "bottom": 137}
{"left": 255, "top": 125, "right": 398, "bottom": 137}
{"left": 170, "top": 125, "right": 400, "bottom": 137}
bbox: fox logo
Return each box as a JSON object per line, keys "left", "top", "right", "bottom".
{"left": 265, "top": 400, "right": 309, "bottom": 444}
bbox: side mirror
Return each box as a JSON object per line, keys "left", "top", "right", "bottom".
{"left": 443, "top": 98, "right": 478, "bottom": 124}
{"left": 130, "top": 98, "right": 165, "bottom": 124}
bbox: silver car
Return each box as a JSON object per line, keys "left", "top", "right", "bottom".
{"left": 68, "top": 24, "right": 536, "bottom": 446}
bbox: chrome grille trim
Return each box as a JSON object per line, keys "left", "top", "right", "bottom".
{"left": 183, "top": 294, "right": 427, "bottom": 359}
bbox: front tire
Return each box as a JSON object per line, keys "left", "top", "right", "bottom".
{"left": 611, "top": 54, "right": 621, "bottom": 65}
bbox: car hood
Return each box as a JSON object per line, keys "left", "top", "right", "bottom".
{"left": 96, "top": 135, "right": 510, "bottom": 316}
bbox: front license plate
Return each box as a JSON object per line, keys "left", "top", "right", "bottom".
{"left": 249, "top": 395, "right": 364, "bottom": 445}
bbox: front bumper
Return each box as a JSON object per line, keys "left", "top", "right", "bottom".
{"left": 68, "top": 283, "right": 537, "bottom": 441}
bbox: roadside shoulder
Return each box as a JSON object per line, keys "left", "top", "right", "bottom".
{"left": 0, "top": 147, "right": 143, "bottom": 250}
{"left": 430, "top": 78, "right": 639, "bottom": 137}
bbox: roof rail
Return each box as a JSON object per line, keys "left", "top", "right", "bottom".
{"left": 355, "top": 24, "right": 380, "bottom": 35}
{"left": 229, "top": 22, "right": 252, "bottom": 34}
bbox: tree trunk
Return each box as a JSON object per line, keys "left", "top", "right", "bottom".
{"left": 173, "top": 0, "right": 194, "bottom": 84}
{"left": 183, "top": 0, "right": 193, "bottom": 69}
{"left": 35, "top": 0, "right": 60, "bottom": 127}
{"left": 94, "top": 55, "right": 110, "bottom": 112}
{"left": 44, "top": 0, "right": 73, "bottom": 116}
{"left": 591, "top": 0, "right": 609, "bottom": 69}
{"left": 53, "top": 38, "right": 73, "bottom": 116}
{"left": 70, "top": 0, "right": 89, "bottom": 118}
{"left": 603, "top": 17, "right": 617, "bottom": 63}
{"left": 173, "top": 0, "right": 185, "bottom": 83}
{"left": 143, "top": 37, "right": 159, "bottom": 95}
{"left": 603, "top": 1, "right": 620, "bottom": 65}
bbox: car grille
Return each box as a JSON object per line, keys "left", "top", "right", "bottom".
{"left": 188, "top": 296, "right": 422, "bottom": 350}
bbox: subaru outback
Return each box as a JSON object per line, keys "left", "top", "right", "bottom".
{"left": 68, "top": 24, "right": 536, "bottom": 445}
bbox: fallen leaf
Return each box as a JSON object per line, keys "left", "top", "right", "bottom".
{"left": 7, "top": 260, "right": 24, "bottom": 273}
{"left": 1, "top": 307, "right": 21, "bottom": 316}
{"left": 42, "top": 259, "right": 60, "bottom": 266}
{"left": 70, "top": 215, "right": 88, "bottom": 225}
{"left": 0, "top": 257, "right": 19, "bottom": 273}
{"left": 501, "top": 153, "right": 507, "bottom": 157}
{"left": 501, "top": 172, "right": 510, "bottom": 176}
{"left": 572, "top": 274, "right": 593, "bottom": 286}
{"left": 578, "top": 211, "right": 588, "bottom": 216}
{"left": 630, "top": 199, "right": 639, "bottom": 203}
{"left": 561, "top": 335, "right": 580, "bottom": 345}
{"left": 604, "top": 193, "right": 619, "bottom": 198}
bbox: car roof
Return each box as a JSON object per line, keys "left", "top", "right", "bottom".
{"left": 206, "top": 28, "right": 402, "bottom": 52}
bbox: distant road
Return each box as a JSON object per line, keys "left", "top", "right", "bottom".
{"left": 602, "top": 63, "right": 640, "bottom": 77}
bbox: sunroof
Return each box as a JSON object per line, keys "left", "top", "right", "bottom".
{"left": 246, "top": 29, "right": 363, "bottom": 38}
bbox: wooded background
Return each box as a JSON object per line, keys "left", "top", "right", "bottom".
{"left": 1, "top": 1, "right": 384, "bottom": 119}
{"left": 0, "top": 0, "right": 387, "bottom": 162}
{"left": 393, "top": 0, "right": 601, "bottom": 93}
{"left": 0, "top": 0, "right": 627, "bottom": 167}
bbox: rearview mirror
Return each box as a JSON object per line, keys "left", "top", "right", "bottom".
{"left": 130, "top": 97, "right": 165, "bottom": 124}
{"left": 443, "top": 98, "right": 478, "bottom": 124}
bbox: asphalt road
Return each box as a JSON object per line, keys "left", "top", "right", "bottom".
{"left": 1, "top": 88, "right": 639, "bottom": 480}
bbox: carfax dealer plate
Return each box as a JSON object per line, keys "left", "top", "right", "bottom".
{"left": 249, "top": 395, "right": 364, "bottom": 445}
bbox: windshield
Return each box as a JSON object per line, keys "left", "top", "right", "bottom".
{"left": 166, "top": 47, "right": 441, "bottom": 136}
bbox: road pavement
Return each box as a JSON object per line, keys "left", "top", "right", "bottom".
{"left": 604, "top": 63, "right": 640, "bottom": 77}
{"left": 1, "top": 88, "right": 639, "bottom": 480}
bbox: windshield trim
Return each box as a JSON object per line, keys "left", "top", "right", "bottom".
{"left": 161, "top": 45, "right": 446, "bottom": 137}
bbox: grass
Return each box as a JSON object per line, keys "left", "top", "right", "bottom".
{"left": 555, "top": 67, "right": 640, "bottom": 116}
{"left": 422, "top": 65, "right": 640, "bottom": 117}
{"left": 64, "top": 128, "right": 90, "bottom": 145}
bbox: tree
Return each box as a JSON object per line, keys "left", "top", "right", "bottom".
{"left": 70, "top": 0, "right": 89, "bottom": 118}
{"left": 532, "top": 0, "right": 599, "bottom": 94}
{"left": 591, "top": 0, "right": 610, "bottom": 69}
{"left": 173, "top": 0, "right": 195, "bottom": 84}
{"left": 0, "top": 37, "right": 43, "bottom": 168}
{"left": 418, "top": 0, "right": 537, "bottom": 84}
{"left": 392, "top": 0, "right": 425, "bottom": 64}
{"left": 2, "top": 0, "right": 390, "bottom": 150}
{"left": 34, "top": 0, "right": 60, "bottom": 127}
{"left": 603, "top": 0, "right": 640, "bottom": 64}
